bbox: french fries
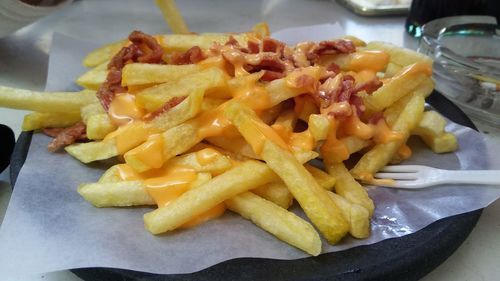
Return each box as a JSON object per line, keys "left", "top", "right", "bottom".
{"left": 0, "top": 19, "right": 457, "bottom": 256}
{"left": 226, "top": 191, "right": 321, "bottom": 256}
{"left": 0, "top": 86, "right": 96, "bottom": 113}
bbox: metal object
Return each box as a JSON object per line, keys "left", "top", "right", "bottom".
{"left": 336, "top": 0, "right": 410, "bottom": 16}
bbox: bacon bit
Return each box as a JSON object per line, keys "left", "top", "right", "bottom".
{"left": 247, "top": 40, "right": 260, "bottom": 54}
{"left": 326, "top": 63, "right": 340, "bottom": 74}
{"left": 337, "top": 78, "right": 355, "bottom": 102}
{"left": 350, "top": 94, "right": 366, "bottom": 116}
{"left": 354, "top": 78, "right": 383, "bottom": 95}
{"left": 225, "top": 36, "right": 239, "bottom": 46}
{"left": 262, "top": 38, "right": 285, "bottom": 54}
{"left": 96, "top": 31, "right": 164, "bottom": 111}
{"left": 369, "top": 112, "right": 384, "bottom": 124}
{"left": 171, "top": 46, "right": 206, "bottom": 65}
{"left": 42, "top": 127, "right": 64, "bottom": 138}
{"left": 142, "top": 96, "right": 187, "bottom": 121}
{"left": 307, "top": 39, "right": 356, "bottom": 61}
{"left": 293, "top": 74, "right": 317, "bottom": 92}
{"left": 260, "top": 70, "right": 285, "bottom": 81}
{"left": 128, "top": 30, "right": 164, "bottom": 64}
{"left": 108, "top": 44, "right": 141, "bottom": 70}
{"left": 45, "top": 122, "right": 87, "bottom": 152}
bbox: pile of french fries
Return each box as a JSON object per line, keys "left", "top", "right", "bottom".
{"left": 0, "top": 23, "right": 459, "bottom": 256}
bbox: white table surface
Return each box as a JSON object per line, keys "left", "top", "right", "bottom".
{"left": 0, "top": 0, "right": 499, "bottom": 280}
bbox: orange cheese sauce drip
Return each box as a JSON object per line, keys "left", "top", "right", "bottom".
{"left": 104, "top": 122, "right": 152, "bottom": 154}
{"left": 396, "top": 144, "right": 412, "bottom": 161}
{"left": 342, "top": 108, "right": 374, "bottom": 140}
{"left": 229, "top": 72, "right": 271, "bottom": 111}
{"left": 108, "top": 93, "right": 145, "bottom": 126}
{"left": 349, "top": 50, "right": 390, "bottom": 72}
{"left": 195, "top": 148, "right": 221, "bottom": 165}
{"left": 373, "top": 119, "right": 404, "bottom": 144}
{"left": 144, "top": 168, "right": 197, "bottom": 207}
{"left": 321, "top": 118, "right": 350, "bottom": 164}
{"left": 130, "top": 134, "right": 165, "bottom": 169}
{"left": 115, "top": 162, "right": 226, "bottom": 227}
{"left": 197, "top": 106, "right": 235, "bottom": 139}
{"left": 289, "top": 130, "right": 315, "bottom": 151}
{"left": 357, "top": 172, "right": 396, "bottom": 186}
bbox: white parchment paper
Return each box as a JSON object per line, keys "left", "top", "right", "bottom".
{"left": 0, "top": 25, "right": 499, "bottom": 276}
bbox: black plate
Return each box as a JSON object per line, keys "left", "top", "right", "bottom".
{"left": 10, "top": 91, "right": 482, "bottom": 281}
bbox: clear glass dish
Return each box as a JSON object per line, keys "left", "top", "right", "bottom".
{"left": 421, "top": 21, "right": 500, "bottom": 126}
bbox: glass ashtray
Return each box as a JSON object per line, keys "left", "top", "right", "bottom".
{"left": 420, "top": 22, "right": 500, "bottom": 126}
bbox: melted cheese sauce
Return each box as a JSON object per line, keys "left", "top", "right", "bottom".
{"left": 108, "top": 93, "right": 145, "bottom": 126}
{"left": 349, "top": 50, "right": 389, "bottom": 72}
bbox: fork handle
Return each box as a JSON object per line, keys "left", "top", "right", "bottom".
{"left": 443, "top": 170, "right": 500, "bottom": 186}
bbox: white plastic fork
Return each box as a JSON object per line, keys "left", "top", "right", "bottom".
{"left": 373, "top": 165, "right": 500, "bottom": 189}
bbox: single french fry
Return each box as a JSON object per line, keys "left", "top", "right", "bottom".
{"left": 363, "top": 65, "right": 432, "bottom": 112}
{"left": 384, "top": 62, "right": 403, "bottom": 78}
{"left": 157, "top": 33, "right": 249, "bottom": 53}
{"left": 308, "top": 114, "right": 331, "bottom": 141}
{"left": 226, "top": 192, "right": 321, "bottom": 256}
{"left": 80, "top": 103, "right": 105, "bottom": 123}
{"left": 76, "top": 61, "right": 108, "bottom": 90}
{"left": 420, "top": 132, "right": 458, "bottom": 153}
{"left": 252, "top": 182, "right": 293, "bottom": 209}
{"left": 155, "top": 0, "right": 190, "bottom": 34}
{"left": 0, "top": 86, "right": 96, "bottom": 113}
{"left": 327, "top": 191, "right": 370, "bottom": 239}
{"left": 98, "top": 164, "right": 124, "bottom": 183}
{"left": 145, "top": 88, "right": 205, "bottom": 131}
{"left": 325, "top": 162, "right": 375, "bottom": 216}
{"left": 304, "top": 164, "right": 336, "bottom": 191}
{"left": 121, "top": 63, "right": 201, "bottom": 86}
{"left": 143, "top": 160, "right": 278, "bottom": 234}
{"left": 85, "top": 113, "right": 117, "bottom": 140}
{"left": 82, "top": 40, "right": 128, "bottom": 68}
{"left": 65, "top": 140, "right": 118, "bottom": 163}
{"left": 364, "top": 41, "right": 433, "bottom": 67}
{"left": 22, "top": 111, "right": 81, "bottom": 131}
{"left": 413, "top": 110, "right": 447, "bottom": 137}
{"left": 351, "top": 93, "right": 426, "bottom": 179}
{"left": 78, "top": 181, "right": 155, "bottom": 207}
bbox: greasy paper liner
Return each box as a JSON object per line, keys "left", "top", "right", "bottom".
{"left": 0, "top": 25, "right": 499, "bottom": 276}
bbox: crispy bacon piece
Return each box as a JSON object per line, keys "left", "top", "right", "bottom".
{"left": 262, "top": 38, "right": 285, "bottom": 54}
{"left": 171, "top": 46, "right": 206, "bottom": 65}
{"left": 225, "top": 36, "right": 239, "bottom": 46}
{"left": 260, "top": 70, "right": 285, "bottom": 81}
{"left": 354, "top": 78, "right": 383, "bottom": 95}
{"left": 307, "top": 39, "right": 356, "bottom": 62}
{"left": 45, "top": 122, "right": 87, "bottom": 152}
{"left": 128, "top": 30, "right": 164, "bottom": 64}
{"left": 142, "top": 96, "right": 187, "bottom": 121}
{"left": 326, "top": 62, "right": 340, "bottom": 74}
{"left": 368, "top": 112, "right": 384, "bottom": 124}
{"left": 96, "top": 31, "right": 164, "bottom": 111}
{"left": 247, "top": 40, "right": 260, "bottom": 54}
{"left": 337, "top": 75, "right": 355, "bottom": 102}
